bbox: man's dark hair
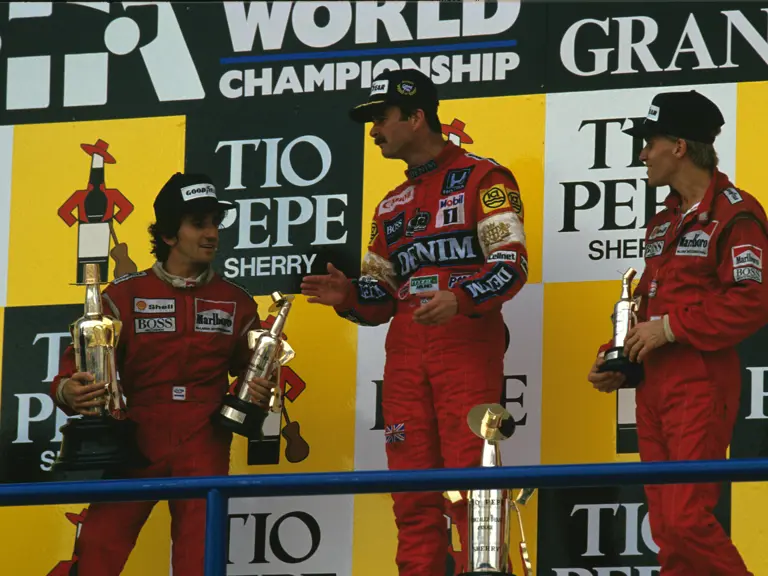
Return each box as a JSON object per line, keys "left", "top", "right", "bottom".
{"left": 399, "top": 105, "right": 442, "bottom": 134}
{"left": 148, "top": 206, "right": 228, "bottom": 263}
{"left": 148, "top": 216, "right": 180, "bottom": 263}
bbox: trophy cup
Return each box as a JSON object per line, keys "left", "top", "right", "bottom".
{"left": 53, "top": 263, "right": 146, "bottom": 480}
{"left": 213, "top": 291, "right": 295, "bottom": 440}
{"left": 598, "top": 267, "right": 644, "bottom": 388}
{"left": 457, "top": 403, "right": 519, "bottom": 576}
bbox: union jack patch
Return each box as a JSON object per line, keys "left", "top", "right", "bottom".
{"left": 385, "top": 423, "right": 406, "bottom": 444}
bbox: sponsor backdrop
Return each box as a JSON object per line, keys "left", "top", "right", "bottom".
{"left": 0, "top": 2, "right": 766, "bottom": 575}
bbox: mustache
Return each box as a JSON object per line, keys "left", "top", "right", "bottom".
{"left": 374, "top": 137, "right": 386, "bottom": 145}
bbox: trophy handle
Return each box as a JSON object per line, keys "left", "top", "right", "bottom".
{"left": 247, "top": 329, "right": 268, "bottom": 350}
{"left": 511, "top": 500, "right": 533, "bottom": 576}
{"left": 278, "top": 341, "right": 295, "bottom": 365}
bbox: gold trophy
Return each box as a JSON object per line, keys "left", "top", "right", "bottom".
{"left": 53, "top": 263, "right": 145, "bottom": 480}
{"left": 213, "top": 291, "right": 295, "bottom": 440}
{"left": 454, "top": 403, "right": 533, "bottom": 576}
{"left": 598, "top": 267, "right": 644, "bottom": 388}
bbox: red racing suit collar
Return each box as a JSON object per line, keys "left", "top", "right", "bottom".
{"left": 403, "top": 140, "right": 464, "bottom": 180}
{"left": 151, "top": 261, "right": 214, "bottom": 288}
{"left": 664, "top": 169, "right": 734, "bottom": 225}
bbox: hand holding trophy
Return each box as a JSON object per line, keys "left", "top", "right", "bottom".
{"left": 213, "top": 291, "right": 295, "bottom": 440}
{"left": 597, "top": 267, "right": 644, "bottom": 388}
{"left": 53, "top": 263, "right": 146, "bottom": 480}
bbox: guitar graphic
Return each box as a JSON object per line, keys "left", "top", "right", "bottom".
{"left": 281, "top": 402, "right": 309, "bottom": 463}
{"left": 109, "top": 220, "right": 138, "bottom": 279}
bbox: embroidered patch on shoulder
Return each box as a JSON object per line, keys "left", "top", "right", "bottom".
{"left": 723, "top": 188, "right": 743, "bottom": 205}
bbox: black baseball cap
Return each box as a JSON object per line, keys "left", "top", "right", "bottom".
{"left": 153, "top": 172, "right": 233, "bottom": 223}
{"left": 623, "top": 90, "right": 725, "bottom": 144}
{"left": 349, "top": 68, "right": 439, "bottom": 123}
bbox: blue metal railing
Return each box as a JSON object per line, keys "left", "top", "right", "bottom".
{"left": 2, "top": 458, "right": 768, "bottom": 575}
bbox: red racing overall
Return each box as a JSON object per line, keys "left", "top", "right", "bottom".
{"left": 334, "top": 141, "right": 528, "bottom": 576}
{"left": 50, "top": 262, "right": 259, "bottom": 576}
{"left": 601, "top": 170, "right": 768, "bottom": 575}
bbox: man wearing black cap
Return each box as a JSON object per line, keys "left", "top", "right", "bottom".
{"left": 302, "top": 69, "right": 528, "bottom": 575}
{"left": 588, "top": 90, "right": 768, "bottom": 575}
{"left": 50, "top": 172, "right": 275, "bottom": 575}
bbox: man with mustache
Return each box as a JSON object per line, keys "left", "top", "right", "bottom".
{"left": 50, "top": 172, "right": 275, "bottom": 576}
{"left": 588, "top": 90, "right": 768, "bottom": 576}
{"left": 302, "top": 69, "right": 528, "bottom": 576}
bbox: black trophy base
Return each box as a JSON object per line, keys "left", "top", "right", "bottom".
{"left": 458, "top": 571, "right": 516, "bottom": 575}
{"left": 212, "top": 395, "right": 268, "bottom": 440}
{"left": 599, "top": 347, "right": 644, "bottom": 389}
{"left": 53, "top": 415, "right": 149, "bottom": 481}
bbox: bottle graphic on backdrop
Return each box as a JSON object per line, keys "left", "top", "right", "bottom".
{"left": 58, "top": 139, "right": 136, "bottom": 283}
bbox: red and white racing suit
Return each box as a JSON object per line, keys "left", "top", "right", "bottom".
{"left": 334, "top": 141, "right": 528, "bottom": 576}
{"left": 50, "top": 262, "right": 259, "bottom": 576}
{"left": 599, "top": 170, "right": 768, "bottom": 575}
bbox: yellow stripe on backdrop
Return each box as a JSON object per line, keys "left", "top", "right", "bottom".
{"left": 7, "top": 116, "right": 187, "bottom": 307}
{"left": 352, "top": 93, "right": 545, "bottom": 575}
{"left": 541, "top": 280, "right": 623, "bottom": 465}
{"left": 730, "top": 80, "right": 768, "bottom": 576}
{"left": 0, "top": 116, "right": 186, "bottom": 575}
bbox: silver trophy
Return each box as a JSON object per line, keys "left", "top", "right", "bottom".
{"left": 213, "top": 291, "right": 295, "bottom": 440}
{"left": 54, "top": 263, "right": 147, "bottom": 478}
{"left": 453, "top": 403, "right": 533, "bottom": 576}
{"left": 598, "top": 267, "right": 644, "bottom": 388}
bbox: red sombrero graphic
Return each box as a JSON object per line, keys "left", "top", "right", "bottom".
{"left": 80, "top": 139, "right": 116, "bottom": 164}
{"left": 442, "top": 119, "right": 474, "bottom": 145}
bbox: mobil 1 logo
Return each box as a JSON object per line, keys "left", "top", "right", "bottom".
{"left": 0, "top": 304, "right": 82, "bottom": 483}
{"left": 543, "top": 89, "right": 672, "bottom": 283}
{"left": 184, "top": 99, "right": 364, "bottom": 296}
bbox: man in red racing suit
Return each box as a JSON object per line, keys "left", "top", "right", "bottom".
{"left": 50, "top": 172, "right": 273, "bottom": 576}
{"left": 588, "top": 91, "right": 768, "bottom": 575}
{"left": 301, "top": 69, "right": 528, "bottom": 576}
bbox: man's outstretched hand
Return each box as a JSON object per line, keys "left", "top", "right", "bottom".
{"left": 301, "top": 263, "right": 351, "bottom": 306}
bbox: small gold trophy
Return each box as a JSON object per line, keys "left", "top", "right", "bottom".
{"left": 598, "top": 267, "right": 644, "bottom": 388}
{"left": 53, "top": 263, "right": 145, "bottom": 480}
{"left": 213, "top": 291, "right": 295, "bottom": 440}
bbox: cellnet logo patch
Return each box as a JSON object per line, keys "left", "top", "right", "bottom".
{"left": 2, "top": 2, "right": 204, "bottom": 111}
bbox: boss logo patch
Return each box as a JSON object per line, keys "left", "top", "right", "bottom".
{"left": 734, "top": 266, "right": 762, "bottom": 284}
{"left": 645, "top": 241, "right": 664, "bottom": 258}
{"left": 134, "top": 316, "right": 176, "bottom": 334}
{"left": 384, "top": 212, "right": 406, "bottom": 245}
